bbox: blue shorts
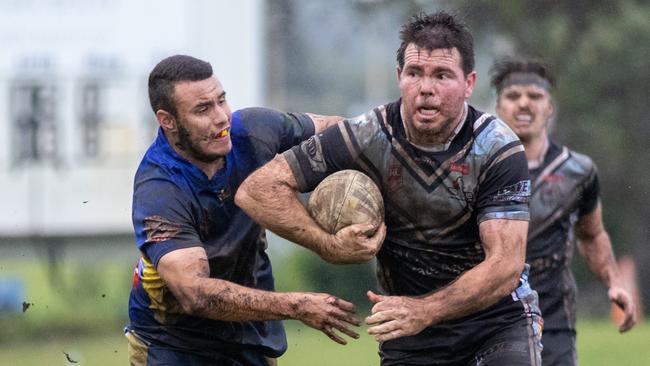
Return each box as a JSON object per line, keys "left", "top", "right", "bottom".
{"left": 540, "top": 329, "right": 576, "bottom": 366}
{"left": 126, "top": 329, "right": 274, "bottom": 366}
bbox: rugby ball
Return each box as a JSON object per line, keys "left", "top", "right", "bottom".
{"left": 307, "top": 170, "right": 384, "bottom": 234}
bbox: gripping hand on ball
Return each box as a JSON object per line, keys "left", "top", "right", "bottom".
{"left": 321, "top": 222, "right": 386, "bottom": 264}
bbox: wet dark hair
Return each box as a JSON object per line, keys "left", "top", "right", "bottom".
{"left": 396, "top": 11, "right": 475, "bottom": 75}
{"left": 148, "top": 55, "right": 213, "bottom": 118}
{"left": 490, "top": 57, "right": 555, "bottom": 92}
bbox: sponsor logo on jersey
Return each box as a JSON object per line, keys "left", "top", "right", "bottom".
{"left": 493, "top": 180, "right": 531, "bottom": 202}
{"left": 450, "top": 162, "right": 470, "bottom": 175}
{"left": 543, "top": 174, "right": 565, "bottom": 182}
{"left": 217, "top": 188, "right": 230, "bottom": 202}
{"left": 301, "top": 136, "right": 327, "bottom": 173}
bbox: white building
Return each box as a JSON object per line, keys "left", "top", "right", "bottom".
{"left": 0, "top": 0, "right": 264, "bottom": 238}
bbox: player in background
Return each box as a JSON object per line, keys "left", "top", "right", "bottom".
{"left": 490, "top": 57, "right": 637, "bottom": 365}
{"left": 237, "top": 12, "right": 543, "bottom": 365}
{"left": 125, "top": 55, "right": 384, "bottom": 366}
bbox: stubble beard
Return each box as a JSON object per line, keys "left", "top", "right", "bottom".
{"left": 175, "top": 120, "right": 223, "bottom": 164}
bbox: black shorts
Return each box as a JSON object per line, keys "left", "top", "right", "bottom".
{"left": 540, "top": 329, "right": 576, "bottom": 366}
{"left": 379, "top": 314, "right": 543, "bottom": 366}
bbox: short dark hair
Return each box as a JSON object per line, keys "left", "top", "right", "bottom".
{"left": 490, "top": 57, "right": 555, "bottom": 92}
{"left": 396, "top": 11, "right": 475, "bottom": 75}
{"left": 148, "top": 55, "right": 213, "bottom": 117}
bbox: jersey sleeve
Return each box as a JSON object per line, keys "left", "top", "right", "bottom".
{"left": 577, "top": 168, "right": 600, "bottom": 217}
{"left": 476, "top": 141, "right": 531, "bottom": 223}
{"left": 283, "top": 114, "right": 372, "bottom": 192}
{"left": 132, "top": 178, "right": 203, "bottom": 268}
{"left": 232, "top": 107, "right": 315, "bottom": 160}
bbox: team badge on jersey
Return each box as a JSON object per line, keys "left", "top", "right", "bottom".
{"left": 541, "top": 175, "right": 565, "bottom": 205}
{"left": 386, "top": 164, "right": 403, "bottom": 192}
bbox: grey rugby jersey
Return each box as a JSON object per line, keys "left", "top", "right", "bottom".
{"left": 285, "top": 100, "right": 531, "bottom": 296}
{"left": 527, "top": 141, "right": 599, "bottom": 330}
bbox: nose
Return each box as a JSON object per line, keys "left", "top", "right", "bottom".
{"left": 516, "top": 95, "right": 530, "bottom": 109}
{"left": 212, "top": 104, "right": 229, "bottom": 125}
{"left": 420, "top": 76, "right": 435, "bottom": 96}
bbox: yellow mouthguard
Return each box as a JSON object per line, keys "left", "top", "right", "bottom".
{"left": 217, "top": 129, "right": 229, "bottom": 138}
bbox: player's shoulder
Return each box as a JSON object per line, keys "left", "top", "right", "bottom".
{"left": 134, "top": 146, "right": 190, "bottom": 198}
{"left": 232, "top": 107, "right": 313, "bottom": 140}
{"left": 347, "top": 104, "right": 386, "bottom": 127}
{"left": 233, "top": 107, "right": 281, "bottom": 122}
{"left": 345, "top": 101, "right": 398, "bottom": 139}
{"left": 231, "top": 107, "right": 279, "bottom": 134}
{"left": 136, "top": 140, "right": 171, "bottom": 181}
{"left": 134, "top": 161, "right": 185, "bottom": 196}
{"left": 561, "top": 144, "right": 597, "bottom": 176}
{"left": 470, "top": 106, "right": 521, "bottom": 153}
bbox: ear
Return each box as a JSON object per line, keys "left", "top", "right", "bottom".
{"left": 396, "top": 65, "right": 402, "bottom": 83}
{"left": 464, "top": 71, "right": 477, "bottom": 98}
{"left": 156, "top": 110, "right": 176, "bottom": 132}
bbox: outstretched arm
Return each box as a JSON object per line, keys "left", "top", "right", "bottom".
{"left": 235, "top": 154, "right": 385, "bottom": 264}
{"left": 576, "top": 202, "right": 637, "bottom": 332}
{"left": 366, "top": 219, "right": 527, "bottom": 342}
{"left": 306, "top": 113, "right": 344, "bottom": 133}
{"left": 157, "top": 246, "right": 361, "bottom": 344}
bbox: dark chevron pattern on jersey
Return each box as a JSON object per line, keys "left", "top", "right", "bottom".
{"left": 284, "top": 100, "right": 537, "bottom": 362}
{"left": 286, "top": 100, "right": 530, "bottom": 293}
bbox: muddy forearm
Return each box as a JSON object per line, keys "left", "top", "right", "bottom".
{"left": 191, "top": 278, "right": 300, "bottom": 321}
{"left": 235, "top": 156, "right": 334, "bottom": 259}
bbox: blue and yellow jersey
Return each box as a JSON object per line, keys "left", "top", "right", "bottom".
{"left": 127, "top": 108, "right": 314, "bottom": 358}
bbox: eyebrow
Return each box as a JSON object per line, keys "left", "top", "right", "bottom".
{"left": 404, "top": 62, "right": 454, "bottom": 74}
{"left": 194, "top": 100, "right": 213, "bottom": 109}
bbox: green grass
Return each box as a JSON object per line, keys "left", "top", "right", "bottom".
{"left": 281, "top": 321, "right": 380, "bottom": 366}
{"left": 1, "top": 258, "right": 648, "bottom": 365}
{"left": 0, "top": 259, "right": 132, "bottom": 342}
{"left": 282, "top": 320, "right": 650, "bottom": 366}
{"left": 0, "top": 320, "right": 648, "bottom": 365}
{"left": 576, "top": 319, "right": 650, "bottom": 366}
{"left": 0, "top": 333, "right": 127, "bottom": 366}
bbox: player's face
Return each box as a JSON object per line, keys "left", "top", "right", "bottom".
{"left": 171, "top": 77, "right": 232, "bottom": 163}
{"left": 397, "top": 44, "right": 475, "bottom": 145}
{"left": 496, "top": 84, "right": 553, "bottom": 143}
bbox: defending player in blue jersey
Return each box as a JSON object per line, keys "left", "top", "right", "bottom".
{"left": 491, "top": 57, "right": 637, "bottom": 365}
{"left": 238, "top": 12, "right": 543, "bottom": 365}
{"left": 125, "top": 55, "right": 385, "bottom": 366}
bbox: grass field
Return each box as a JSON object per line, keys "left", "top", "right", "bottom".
{"left": 0, "top": 320, "right": 648, "bottom": 365}
{"left": 1, "top": 258, "right": 648, "bottom": 365}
